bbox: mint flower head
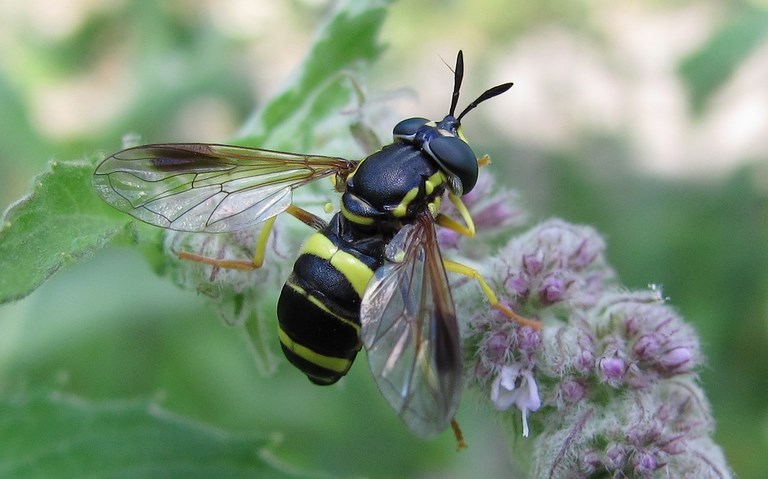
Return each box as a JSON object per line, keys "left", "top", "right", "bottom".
{"left": 463, "top": 217, "right": 731, "bottom": 478}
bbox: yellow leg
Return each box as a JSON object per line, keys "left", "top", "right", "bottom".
{"left": 443, "top": 259, "right": 541, "bottom": 330}
{"left": 178, "top": 215, "right": 277, "bottom": 270}
{"left": 435, "top": 192, "right": 476, "bottom": 238}
{"left": 451, "top": 418, "right": 468, "bottom": 450}
{"left": 435, "top": 214, "right": 473, "bottom": 237}
{"left": 178, "top": 205, "right": 327, "bottom": 271}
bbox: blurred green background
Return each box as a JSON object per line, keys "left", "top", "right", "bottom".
{"left": 1, "top": 0, "right": 766, "bottom": 477}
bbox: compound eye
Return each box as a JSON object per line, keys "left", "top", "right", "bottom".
{"left": 393, "top": 117, "right": 429, "bottom": 140}
{"left": 429, "top": 136, "right": 479, "bottom": 194}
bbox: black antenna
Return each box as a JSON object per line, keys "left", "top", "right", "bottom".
{"left": 448, "top": 51, "right": 464, "bottom": 117}
{"left": 456, "top": 81, "right": 513, "bottom": 122}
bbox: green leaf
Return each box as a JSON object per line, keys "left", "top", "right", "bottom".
{"left": 0, "top": 160, "right": 134, "bottom": 304}
{"left": 678, "top": 5, "right": 768, "bottom": 114}
{"left": 0, "top": 392, "right": 302, "bottom": 479}
{"left": 238, "top": 0, "right": 392, "bottom": 151}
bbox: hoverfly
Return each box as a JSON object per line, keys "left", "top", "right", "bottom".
{"left": 93, "top": 51, "right": 539, "bottom": 443}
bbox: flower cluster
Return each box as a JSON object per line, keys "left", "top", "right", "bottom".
{"left": 494, "top": 219, "right": 614, "bottom": 312}
{"left": 530, "top": 377, "right": 730, "bottom": 478}
{"left": 463, "top": 214, "right": 731, "bottom": 478}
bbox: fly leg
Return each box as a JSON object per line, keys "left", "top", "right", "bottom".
{"left": 178, "top": 205, "right": 327, "bottom": 270}
{"left": 443, "top": 259, "right": 541, "bottom": 330}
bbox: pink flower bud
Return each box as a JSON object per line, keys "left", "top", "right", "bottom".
{"left": 633, "top": 451, "right": 658, "bottom": 474}
{"left": 575, "top": 350, "right": 596, "bottom": 373}
{"left": 559, "top": 378, "right": 587, "bottom": 404}
{"left": 516, "top": 326, "right": 541, "bottom": 354}
{"left": 570, "top": 238, "right": 602, "bottom": 269}
{"left": 633, "top": 333, "right": 660, "bottom": 360}
{"left": 539, "top": 273, "right": 567, "bottom": 304}
{"left": 485, "top": 331, "right": 511, "bottom": 360}
{"left": 659, "top": 347, "right": 693, "bottom": 372}
{"left": 598, "top": 356, "right": 627, "bottom": 382}
{"left": 504, "top": 273, "right": 530, "bottom": 297}
{"left": 523, "top": 250, "right": 544, "bottom": 275}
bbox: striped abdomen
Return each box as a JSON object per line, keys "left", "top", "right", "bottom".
{"left": 276, "top": 214, "right": 384, "bottom": 385}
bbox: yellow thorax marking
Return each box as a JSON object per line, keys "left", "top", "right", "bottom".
{"left": 392, "top": 187, "right": 419, "bottom": 218}
{"left": 393, "top": 171, "right": 445, "bottom": 218}
{"left": 424, "top": 171, "right": 445, "bottom": 195}
{"left": 340, "top": 201, "right": 375, "bottom": 225}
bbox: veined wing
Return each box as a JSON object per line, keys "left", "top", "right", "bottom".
{"left": 93, "top": 143, "right": 357, "bottom": 232}
{"left": 360, "top": 211, "right": 462, "bottom": 438}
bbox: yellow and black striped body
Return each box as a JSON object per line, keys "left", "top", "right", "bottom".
{"left": 277, "top": 142, "right": 447, "bottom": 385}
{"left": 277, "top": 214, "right": 386, "bottom": 384}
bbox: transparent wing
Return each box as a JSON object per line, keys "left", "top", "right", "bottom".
{"left": 93, "top": 143, "right": 357, "bottom": 232}
{"left": 360, "top": 212, "right": 462, "bottom": 438}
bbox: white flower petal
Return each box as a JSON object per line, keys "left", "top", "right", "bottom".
{"left": 490, "top": 364, "right": 541, "bottom": 436}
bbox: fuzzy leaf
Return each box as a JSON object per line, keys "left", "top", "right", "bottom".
{"left": 238, "top": 0, "right": 392, "bottom": 150}
{"left": 0, "top": 392, "right": 295, "bottom": 479}
{"left": 0, "top": 160, "right": 137, "bottom": 303}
